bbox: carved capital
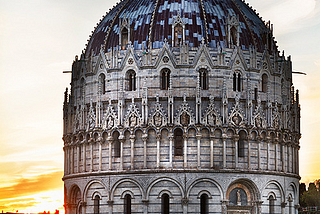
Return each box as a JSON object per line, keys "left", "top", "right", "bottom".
{"left": 181, "top": 198, "right": 189, "bottom": 205}
{"left": 142, "top": 134, "right": 148, "bottom": 141}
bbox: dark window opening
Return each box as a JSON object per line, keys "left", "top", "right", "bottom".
{"left": 231, "top": 26, "right": 237, "bottom": 46}
{"left": 174, "top": 24, "right": 183, "bottom": 47}
{"left": 199, "top": 69, "right": 208, "bottom": 90}
{"left": 238, "top": 131, "right": 246, "bottom": 158}
{"left": 161, "top": 193, "right": 170, "bottom": 214}
{"left": 124, "top": 194, "right": 131, "bottom": 214}
{"left": 233, "top": 73, "right": 241, "bottom": 92}
{"left": 262, "top": 74, "right": 268, "bottom": 93}
{"left": 100, "top": 74, "right": 106, "bottom": 95}
{"left": 200, "top": 194, "right": 208, "bottom": 214}
{"left": 127, "top": 70, "right": 136, "bottom": 91}
{"left": 174, "top": 129, "right": 183, "bottom": 156}
{"left": 254, "top": 88, "right": 258, "bottom": 101}
{"left": 94, "top": 195, "right": 100, "bottom": 214}
{"left": 121, "top": 28, "right": 129, "bottom": 50}
{"left": 268, "top": 195, "right": 275, "bottom": 214}
{"left": 161, "top": 69, "right": 170, "bottom": 90}
{"left": 113, "top": 132, "right": 120, "bottom": 158}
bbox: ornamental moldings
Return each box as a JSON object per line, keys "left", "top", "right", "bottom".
{"left": 228, "top": 94, "right": 246, "bottom": 127}
{"left": 86, "top": 100, "right": 96, "bottom": 131}
{"left": 124, "top": 98, "right": 143, "bottom": 127}
{"left": 174, "top": 94, "right": 196, "bottom": 126}
{"left": 149, "top": 95, "right": 167, "bottom": 127}
{"left": 102, "top": 100, "right": 119, "bottom": 129}
{"left": 202, "top": 96, "right": 222, "bottom": 126}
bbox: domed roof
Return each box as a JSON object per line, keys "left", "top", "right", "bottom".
{"left": 85, "top": 0, "right": 270, "bottom": 58}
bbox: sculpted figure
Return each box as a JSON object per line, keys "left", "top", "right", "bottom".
{"left": 154, "top": 112, "right": 162, "bottom": 127}
{"left": 181, "top": 112, "right": 190, "bottom": 126}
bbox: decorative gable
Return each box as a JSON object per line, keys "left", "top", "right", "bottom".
{"left": 228, "top": 94, "right": 246, "bottom": 127}
{"left": 174, "top": 94, "right": 196, "bottom": 126}
{"left": 124, "top": 98, "right": 143, "bottom": 127}
{"left": 202, "top": 96, "right": 222, "bottom": 126}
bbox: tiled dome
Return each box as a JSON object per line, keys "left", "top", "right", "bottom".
{"left": 85, "top": 0, "right": 270, "bottom": 58}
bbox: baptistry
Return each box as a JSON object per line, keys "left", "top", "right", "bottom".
{"left": 62, "top": 0, "right": 301, "bottom": 213}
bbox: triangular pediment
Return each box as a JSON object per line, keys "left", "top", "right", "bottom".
{"left": 229, "top": 47, "right": 248, "bottom": 70}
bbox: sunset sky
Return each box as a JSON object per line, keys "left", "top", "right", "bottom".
{"left": 0, "top": 0, "right": 320, "bottom": 212}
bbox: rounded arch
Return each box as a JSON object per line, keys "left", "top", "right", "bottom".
{"left": 262, "top": 180, "right": 285, "bottom": 202}
{"left": 200, "top": 126, "right": 210, "bottom": 133}
{"left": 231, "top": 69, "right": 244, "bottom": 92}
{"left": 227, "top": 178, "right": 261, "bottom": 202}
{"left": 250, "top": 130, "right": 258, "bottom": 140}
{"left": 98, "top": 72, "right": 106, "bottom": 95}
{"left": 197, "top": 190, "right": 213, "bottom": 199}
{"left": 267, "top": 191, "right": 277, "bottom": 200}
{"left": 110, "top": 178, "right": 144, "bottom": 201}
{"left": 121, "top": 190, "right": 135, "bottom": 199}
{"left": 172, "top": 126, "right": 185, "bottom": 133}
{"left": 92, "top": 191, "right": 102, "bottom": 200}
{"left": 237, "top": 129, "right": 248, "bottom": 136}
{"left": 146, "top": 126, "right": 157, "bottom": 134}
{"left": 146, "top": 177, "right": 184, "bottom": 200}
{"left": 158, "top": 189, "right": 173, "bottom": 198}
{"left": 159, "top": 127, "right": 170, "bottom": 134}
{"left": 160, "top": 67, "right": 171, "bottom": 90}
{"left": 125, "top": 69, "right": 136, "bottom": 91}
{"left": 186, "top": 178, "right": 224, "bottom": 200}
{"left": 83, "top": 180, "right": 107, "bottom": 202}
{"left": 226, "top": 128, "right": 236, "bottom": 137}
{"left": 187, "top": 126, "right": 198, "bottom": 135}
{"left": 123, "top": 129, "right": 132, "bottom": 136}
{"left": 133, "top": 128, "right": 144, "bottom": 135}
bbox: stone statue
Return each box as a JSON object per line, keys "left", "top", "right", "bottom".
{"left": 107, "top": 117, "right": 114, "bottom": 129}
{"left": 181, "top": 112, "right": 190, "bottom": 126}
{"left": 130, "top": 115, "right": 137, "bottom": 127}
{"left": 154, "top": 112, "right": 162, "bottom": 127}
{"left": 237, "top": 190, "right": 241, "bottom": 205}
{"left": 208, "top": 113, "right": 216, "bottom": 126}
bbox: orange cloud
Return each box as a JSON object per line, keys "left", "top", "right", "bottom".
{"left": 0, "top": 171, "right": 63, "bottom": 200}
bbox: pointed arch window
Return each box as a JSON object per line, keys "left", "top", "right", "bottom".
{"left": 121, "top": 27, "right": 129, "bottom": 50}
{"left": 174, "top": 24, "right": 183, "bottom": 47}
{"left": 126, "top": 70, "right": 136, "bottom": 91}
{"left": 230, "top": 26, "right": 238, "bottom": 47}
{"left": 161, "top": 68, "right": 170, "bottom": 90}
{"left": 161, "top": 193, "right": 170, "bottom": 214}
{"left": 199, "top": 69, "right": 208, "bottom": 90}
{"left": 174, "top": 129, "right": 183, "bottom": 156}
{"left": 200, "top": 194, "right": 208, "bottom": 214}
{"left": 233, "top": 72, "right": 242, "bottom": 92}
{"left": 94, "top": 195, "right": 100, "bottom": 214}
{"left": 124, "top": 194, "right": 132, "bottom": 214}
{"left": 113, "top": 131, "right": 120, "bottom": 158}
{"left": 99, "top": 74, "right": 106, "bottom": 95}
{"left": 268, "top": 195, "right": 275, "bottom": 214}
{"left": 262, "top": 74, "right": 268, "bottom": 93}
{"left": 238, "top": 131, "right": 246, "bottom": 158}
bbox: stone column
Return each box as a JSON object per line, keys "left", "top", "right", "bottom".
{"left": 275, "top": 140, "right": 278, "bottom": 171}
{"left": 267, "top": 138, "right": 270, "bottom": 170}
{"left": 83, "top": 142, "right": 86, "bottom": 172}
{"left": 210, "top": 135, "right": 214, "bottom": 168}
{"left": 77, "top": 145, "right": 80, "bottom": 173}
{"left": 142, "top": 134, "right": 148, "bottom": 169}
{"left": 130, "top": 134, "right": 135, "bottom": 170}
{"left": 181, "top": 198, "right": 188, "bottom": 214}
{"left": 90, "top": 142, "right": 94, "bottom": 172}
{"left": 257, "top": 137, "right": 261, "bottom": 170}
{"left": 108, "top": 136, "right": 113, "bottom": 170}
{"left": 107, "top": 200, "right": 113, "bottom": 214}
{"left": 98, "top": 142, "right": 102, "bottom": 172}
{"left": 221, "top": 200, "right": 228, "bottom": 214}
{"left": 184, "top": 133, "right": 188, "bottom": 168}
{"left": 222, "top": 134, "right": 227, "bottom": 169}
{"left": 234, "top": 135, "right": 239, "bottom": 169}
{"left": 281, "top": 143, "right": 285, "bottom": 172}
{"left": 71, "top": 146, "right": 74, "bottom": 174}
{"left": 281, "top": 202, "right": 287, "bottom": 214}
{"left": 142, "top": 200, "right": 148, "bottom": 214}
{"left": 248, "top": 136, "right": 251, "bottom": 169}
{"left": 169, "top": 134, "right": 173, "bottom": 168}
{"left": 63, "top": 147, "right": 67, "bottom": 175}
{"left": 196, "top": 134, "right": 201, "bottom": 168}
{"left": 156, "top": 134, "right": 161, "bottom": 168}
{"left": 119, "top": 135, "right": 125, "bottom": 171}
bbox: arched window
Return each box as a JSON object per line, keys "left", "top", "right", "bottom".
{"left": 99, "top": 74, "right": 106, "bottom": 95}
{"left": 199, "top": 69, "right": 208, "bottom": 90}
{"left": 121, "top": 27, "right": 129, "bottom": 50}
{"left": 200, "top": 194, "right": 208, "bottom": 214}
{"left": 233, "top": 72, "right": 241, "bottom": 92}
{"left": 126, "top": 70, "right": 136, "bottom": 91}
{"left": 174, "top": 129, "right": 183, "bottom": 156}
{"left": 238, "top": 131, "right": 246, "bottom": 158}
{"left": 174, "top": 24, "right": 183, "bottom": 47}
{"left": 161, "top": 69, "right": 170, "bottom": 90}
{"left": 161, "top": 193, "right": 170, "bottom": 214}
{"left": 94, "top": 195, "right": 100, "bottom": 214}
{"left": 113, "top": 131, "right": 120, "bottom": 158}
{"left": 230, "top": 26, "right": 237, "bottom": 46}
{"left": 262, "top": 74, "right": 268, "bottom": 93}
{"left": 124, "top": 194, "right": 132, "bottom": 214}
{"left": 268, "top": 195, "right": 275, "bottom": 214}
